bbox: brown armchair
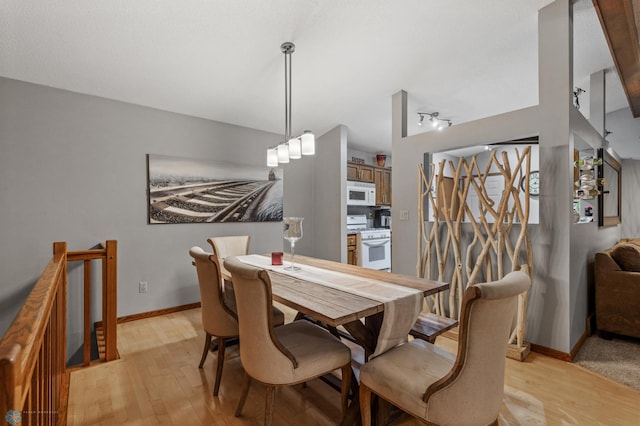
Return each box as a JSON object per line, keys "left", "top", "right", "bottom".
{"left": 594, "top": 242, "right": 640, "bottom": 339}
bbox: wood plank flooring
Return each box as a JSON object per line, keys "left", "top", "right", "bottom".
{"left": 67, "top": 306, "right": 640, "bottom": 425}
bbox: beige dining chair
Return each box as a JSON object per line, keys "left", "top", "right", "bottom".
{"left": 207, "top": 234, "right": 284, "bottom": 321}
{"left": 359, "top": 270, "right": 531, "bottom": 426}
{"left": 207, "top": 235, "right": 250, "bottom": 276}
{"left": 224, "top": 257, "right": 353, "bottom": 426}
{"left": 189, "top": 246, "right": 284, "bottom": 397}
{"left": 207, "top": 235, "right": 251, "bottom": 308}
{"left": 190, "top": 246, "right": 239, "bottom": 396}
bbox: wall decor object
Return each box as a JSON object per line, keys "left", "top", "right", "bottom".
{"left": 147, "top": 154, "right": 283, "bottom": 224}
{"left": 520, "top": 170, "right": 539, "bottom": 196}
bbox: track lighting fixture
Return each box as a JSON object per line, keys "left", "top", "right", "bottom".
{"left": 573, "top": 87, "right": 586, "bottom": 110}
{"left": 417, "top": 112, "right": 452, "bottom": 131}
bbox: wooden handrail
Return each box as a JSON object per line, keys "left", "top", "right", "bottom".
{"left": 0, "top": 242, "right": 67, "bottom": 424}
{"left": 0, "top": 240, "right": 118, "bottom": 424}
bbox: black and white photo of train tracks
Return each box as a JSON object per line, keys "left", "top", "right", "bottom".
{"left": 147, "top": 154, "right": 283, "bottom": 224}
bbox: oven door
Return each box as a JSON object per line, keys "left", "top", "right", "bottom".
{"left": 360, "top": 237, "right": 391, "bottom": 271}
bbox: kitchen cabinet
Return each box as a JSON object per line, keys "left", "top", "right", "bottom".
{"left": 347, "top": 162, "right": 375, "bottom": 183}
{"left": 375, "top": 167, "right": 392, "bottom": 206}
{"left": 347, "top": 234, "right": 358, "bottom": 265}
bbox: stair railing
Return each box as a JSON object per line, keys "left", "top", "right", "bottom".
{"left": 0, "top": 242, "right": 68, "bottom": 424}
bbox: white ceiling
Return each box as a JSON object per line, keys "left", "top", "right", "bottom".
{"left": 1, "top": 0, "right": 637, "bottom": 157}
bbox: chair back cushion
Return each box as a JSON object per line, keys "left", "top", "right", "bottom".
{"left": 224, "top": 257, "right": 297, "bottom": 382}
{"left": 189, "top": 247, "right": 238, "bottom": 337}
{"left": 207, "top": 236, "right": 250, "bottom": 260}
{"left": 425, "top": 270, "right": 530, "bottom": 425}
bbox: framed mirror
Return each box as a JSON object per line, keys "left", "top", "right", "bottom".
{"left": 598, "top": 148, "right": 621, "bottom": 227}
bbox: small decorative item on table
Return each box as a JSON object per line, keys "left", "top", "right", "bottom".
{"left": 271, "top": 251, "right": 283, "bottom": 265}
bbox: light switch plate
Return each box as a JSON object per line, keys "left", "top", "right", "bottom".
{"left": 400, "top": 210, "right": 409, "bottom": 221}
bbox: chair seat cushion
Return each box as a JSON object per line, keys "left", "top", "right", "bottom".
{"left": 275, "top": 320, "right": 351, "bottom": 384}
{"left": 360, "top": 339, "right": 455, "bottom": 419}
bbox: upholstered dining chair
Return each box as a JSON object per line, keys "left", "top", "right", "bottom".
{"left": 359, "top": 270, "right": 531, "bottom": 426}
{"left": 207, "top": 235, "right": 250, "bottom": 278}
{"left": 207, "top": 235, "right": 251, "bottom": 305}
{"left": 224, "top": 257, "right": 353, "bottom": 426}
{"left": 189, "top": 246, "right": 284, "bottom": 397}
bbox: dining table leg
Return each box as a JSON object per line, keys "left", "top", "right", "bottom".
{"left": 342, "top": 312, "right": 383, "bottom": 360}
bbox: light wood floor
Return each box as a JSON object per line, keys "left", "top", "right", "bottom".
{"left": 67, "top": 306, "right": 640, "bottom": 425}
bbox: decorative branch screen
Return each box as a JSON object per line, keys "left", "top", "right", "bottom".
{"left": 417, "top": 147, "right": 533, "bottom": 358}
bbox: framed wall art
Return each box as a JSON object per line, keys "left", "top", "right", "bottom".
{"left": 147, "top": 154, "right": 283, "bottom": 224}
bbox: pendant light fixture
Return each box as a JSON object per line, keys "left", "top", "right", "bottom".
{"left": 266, "top": 42, "right": 315, "bottom": 167}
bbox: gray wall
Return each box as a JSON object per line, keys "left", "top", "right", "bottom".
{"left": 607, "top": 108, "right": 640, "bottom": 160}
{"left": 0, "top": 77, "right": 287, "bottom": 342}
{"left": 391, "top": 103, "right": 540, "bottom": 276}
{"left": 390, "top": 0, "right": 622, "bottom": 354}
{"left": 535, "top": 0, "right": 573, "bottom": 352}
{"left": 569, "top": 110, "right": 620, "bottom": 349}
{"left": 313, "top": 125, "right": 347, "bottom": 262}
{"left": 282, "top": 124, "right": 346, "bottom": 263}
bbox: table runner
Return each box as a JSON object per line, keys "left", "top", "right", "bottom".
{"left": 235, "top": 254, "right": 422, "bottom": 358}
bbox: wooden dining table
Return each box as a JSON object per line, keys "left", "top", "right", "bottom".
{"left": 224, "top": 253, "right": 449, "bottom": 425}
{"left": 225, "top": 254, "right": 448, "bottom": 357}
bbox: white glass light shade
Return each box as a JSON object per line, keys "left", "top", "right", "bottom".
{"left": 301, "top": 130, "right": 315, "bottom": 155}
{"left": 288, "top": 137, "right": 302, "bottom": 159}
{"left": 267, "top": 148, "right": 278, "bottom": 167}
{"left": 277, "top": 143, "right": 290, "bottom": 163}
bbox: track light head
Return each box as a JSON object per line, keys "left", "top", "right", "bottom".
{"left": 416, "top": 111, "right": 453, "bottom": 130}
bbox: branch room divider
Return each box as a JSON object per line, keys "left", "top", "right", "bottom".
{"left": 418, "top": 146, "right": 533, "bottom": 360}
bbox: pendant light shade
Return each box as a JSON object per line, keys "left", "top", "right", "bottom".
{"left": 288, "top": 137, "right": 302, "bottom": 159}
{"left": 301, "top": 130, "right": 315, "bottom": 155}
{"left": 267, "top": 148, "right": 278, "bottom": 167}
{"left": 277, "top": 143, "right": 290, "bottom": 163}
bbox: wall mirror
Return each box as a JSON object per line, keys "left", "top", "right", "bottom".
{"left": 598, "top": 148, "right": 621, "bottom": 227}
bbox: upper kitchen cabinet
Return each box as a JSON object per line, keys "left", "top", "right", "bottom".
{"left": 347, "top": 162, "right": 375, "bottom": 183}
{"left": 375, "top": 167, "right": 391, "bottom": 206}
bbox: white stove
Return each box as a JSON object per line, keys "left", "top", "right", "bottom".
{"left": 346, "top": 215, "right": 391, "bottom": 271}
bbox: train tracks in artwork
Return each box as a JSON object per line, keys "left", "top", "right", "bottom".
{"left": 149, "top": 179, "right": 279, "bottom": 223}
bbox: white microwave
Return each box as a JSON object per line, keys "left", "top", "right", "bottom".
{"left": 347, "top": 181, "right": 376, "bottom": 206}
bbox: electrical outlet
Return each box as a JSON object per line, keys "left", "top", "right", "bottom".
{"left": 139, "top": 281, "right": 148, "bottom": 293}
{"left": 400, "top": 210, "right": 409, "bottom": 221}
